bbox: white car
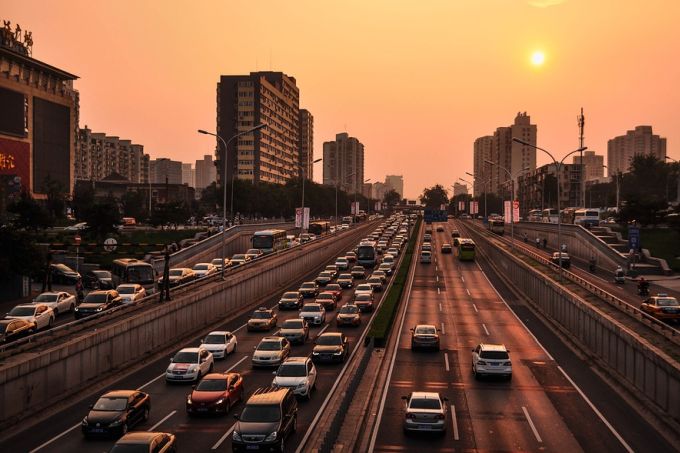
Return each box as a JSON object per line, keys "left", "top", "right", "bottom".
{"left": 252, "top": 336, "right": 291, "bottom": 367}
{"left": 420, "top": 251, "right": 432, "bottom": 263}
{"left": 355, "top": 283, "right": 374, "bottom": 295}
{"left": 192, "top": 263, "right": 218, "bottom": 277}
{"left": 210, "top": 258, "right": 230, "bottom": 271}
{"left": 334, "top": 257, "right": 350, "bottom": 270}
{"left": 378, "top": 262, "right": 394, "bottom": 276}
{"left": 402, "top": 392, "right": 448, "bottom": 434}
{"left": 33, "top": 291, "right": 76, "bottom": 316}
{"left": 6, "top": 304, "right": 55, "bottom": 330}
{"left": 272, "top": 357, "right": 317, "bottom": 399}
{"left": 116, "top": 284, "right": 146, "bottom": 303}
{"left": 201, "top": 330, "right": 237, "bottom": 359}
{"left": 165, "top": 347, "right": 214, "bottom": 382}
{"left": 299, "top": 303, "right": 326, "bottom": 325}
{"left": 387, "top": 248, "right": 399, "bottom": 257}
{"left": 471, "top": 343, "right": 512, "bottom": 380}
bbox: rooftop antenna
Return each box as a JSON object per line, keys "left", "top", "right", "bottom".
{"left": 577, "top": 107, "right": 585, "bottom": 206}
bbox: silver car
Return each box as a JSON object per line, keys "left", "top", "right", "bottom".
{"left": 402, "top": 391, "right": 448, "bottom": 434}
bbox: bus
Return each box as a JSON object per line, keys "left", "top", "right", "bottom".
{"left": 111, "top": 259, "right": 157, "bottom": 294}
{"left": 527, "top": 209, "right": 542, "bottom": 222}
{"left": 251, "top": 229, "right": 289, "bottom": 254}
{"left": 308, "top": 221, "right": 330, "bottom": 236}
{"left": 542, "top": 208, "right": 559, "bottom": 224}
{"left": 457, "top": 239, "right": 476, "bottom": 261}
{"left": 357, "top": 241, "right": 377, "bottom": 268}
{"left": 488, "top": 219, "right": 505, "bottom": 235}
{"left": 574, "top": 209, "right": 600, "bottom": 229}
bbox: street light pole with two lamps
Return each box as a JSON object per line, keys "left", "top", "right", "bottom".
{"left": 300, "top": 158, "right": 323, "bottom": 233}
{"left": 465, "top": 171, "right": 491, "bottom": 221}
{"left": 484, "top": 160, "right": 530, "bottom": 251}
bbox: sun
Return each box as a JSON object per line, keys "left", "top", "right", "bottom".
{"left": 531, "top": 51, "right": 546, "bottom": 66}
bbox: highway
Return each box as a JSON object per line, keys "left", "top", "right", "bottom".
{"left": 369, "top": 219, "right": 676, "bottom": 453}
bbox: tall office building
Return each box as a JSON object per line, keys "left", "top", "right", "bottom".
{"left": 299, "top": 109, "right": 314, "bottom": 180}
{"left": 323, "top": 132, "right": 365, "bottom": 194}
{"left": 195, "top": 154, "right": 216, "bottom": 190}
{"left": 372, "top": 181, "right": 387, "bottom": 201}
{"left": 607, "top": 126, "right": 666, "bottom": 175}
{"left": 473, "top": 136, "right": 493, "bottom": 196}
{"left": 573, "top": 150, "right": 604, "bottom": 181}
{"left": 181, "top": 163, "right": 195, "bottom": 187}
{"left": 384, "top": 175, "right": 404, "bottom": 198}
{"left": 76, "top": 127, "right": 149, "bottom": 183}
{"left": 453, "top": 182, "right": 468, "bottom": 196}
{"left": 150, "top": 158, "right": 182, "bottom": 184}
{"left": 217, "top": 71, "right": 310, "bottom": 185}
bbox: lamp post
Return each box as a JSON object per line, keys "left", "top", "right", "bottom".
{"left": 484, "top": 160, "right": 530, "bottom": 251}
{"left": 300, "top": 158, "right": 322, "bottom": 233}
{"left": 364, "top": 178, "right": 372, "bottom": 217}
{"left": 466, "top": 171, "right": 491, "bottom": 221}
{"left": 458, "top": 178, "right": 474, "bottom": 218}
{"left": 513, "top": 138, "right": 587, "bottom": 276}
{"left": 198, "top": 123, "right": 266, "bottom": 279}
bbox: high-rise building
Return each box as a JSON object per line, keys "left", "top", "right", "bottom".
{"left": 75, "top": 127, "right": 149, "bottom": 183}
{"left": 181, "top": 163, "right": 195, "bottom": 187}
{"left": 473, "top": 136, "right": 493, "bottom": 196}
{"left": 607, "top": 126, "right": 667, "bottom": 175}
{"left": 299, "top": 109, "right": 314, "bottom": 180}
{"left": 372, "top": 182, "right": 387, "bottom": 201}
{"left": 323, "top": 132, "right": 365, "bottom": 194}
{"left": 217, "top": 71, "right": 308, "bottom": 185}
{"left": 384, "top": 175, "right": 404, "bottom": 198}
{"left": 453, "top": 182, "right": 468, "bottom": 196}
{"left": 150, "top": 158, "right": 182, "bottom": 184}
{"left": 573, "top": 150, "right": 604, "bottom": 181}
{"left": 362, "top": 182, "right": 373, "bottom": 198}
{"left": 517, "top": 162, "right": 584, "bottom": 214}
{"left": 195, "top": 154, "right": 216, "bottom": 190}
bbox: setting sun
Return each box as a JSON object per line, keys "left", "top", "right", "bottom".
{"left": 531, "top": 50, "right": 546, "bottom": 66}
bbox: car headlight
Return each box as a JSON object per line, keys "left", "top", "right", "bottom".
{"left": 334, "top": 350, "right": 343, "bottom": 355}
{"left": 264, "top": 431, "right": 278, "bottom": 442}
{"left": 109, "top": 418, "right": 123, "bottom": 427}
{"left": 215, "top": 398, "right": 225, "bottom": 405}
{"left": 233, "top": 430, "right": 242, "bottom": 441}
{"left": 188, "top": 364, "right": 198, "bottom": 372}
{"left": 74, "top": 307, "right": 79, "bottom": 311}
{"left": 187, "top": 395, "right": 192, "bottom": 404}
{"left": 96, "top": 306, "right": 104, "bottom": 311}
{"left": 312, "top": 351, "right": 319, "bottom": 355}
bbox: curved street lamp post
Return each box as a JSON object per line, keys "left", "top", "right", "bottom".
{"left": 484, "top": 160, "right": 530, "bottom": 252}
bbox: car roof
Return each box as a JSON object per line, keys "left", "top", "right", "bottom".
{"left": 115, "top": 432, "right": 166, "bottom": 443}
{"left": 479, "top": 343, "right": 508, "bottom": 351}
{"left": 178, "top": 347, "right": 202, "bottom": 353}
{"left": 319, "top": 332, "right": 343, "bottom": 338}
{"left": 202, "top": 372, "right": 238, "bottom": 380}
{"left": 247, "top": 387, "right": 289, "bottom": 405}
{"left": 207, "top": 330, "right": 231, "bottom": 336}
{"left": 284, "top": 356, "right": 309, "bottom": 364}
{"left": 261, "top": 336, "right": 284, "bottom": 342}
{"left": 415, "top": 324, "right": 436, "bottom": 329}
{"left": 302, "top": 303, "right": 322, "bottom": 307}
{"left": 410, "top": 391, "right": 441, "bottom": 399}
{"left": 102, "top": 389, "right": 138, "bottom": 398}
{"left": 117, "top": 283, "right": 139, "bottom": 288}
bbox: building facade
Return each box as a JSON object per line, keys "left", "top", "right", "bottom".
{"left": 607, "top": 125, "right": 667, "bottom": 174}
{"left": 453, "top": 182, "right": 468, "bottom": 196}
{"left": 473, "top": 136, "right": 493, "bottom": 196}
{"left": 384, "top": 175, "right": 404, "bottom": 198}
{"left": 195, "top": 154, "right": 216, "bottom": 190}
{"left": 372, "top": 181, "right": 387, "bottom": 201}
{"left": 299, "top": 109, "right": 314, "bottom": 180}
{"left": 181, "top": 163, "right": 194, "bottom": 187}
{"left": 517, "top": 162, "right": 584, "bottom": 215}
{"left": 217, "top": 72, "right": 308, "bottom": 186}
{"left": 0, "top": 22, "right": 79, "bottom": 201}
{"left": 75, "top": 127, "right": 149, "bottom": 183}
{"left": 150, "top": 158, "right": 182, "bottom": 184}
{"left": 322, "top": 132, "right": 365, "bottom": 194}
{"left": 573, "top": 150, "right": 604, "bottom": 181}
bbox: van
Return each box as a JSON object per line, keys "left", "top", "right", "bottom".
{"left": 232, "top": 387, "right": 298, "bottom": 451}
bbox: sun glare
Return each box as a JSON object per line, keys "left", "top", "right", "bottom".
{"left": 531, "top": 51, "right": 546, "bottom": 66}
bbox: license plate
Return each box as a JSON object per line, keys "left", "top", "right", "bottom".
{"left": 246, "top": 446, "right": 260, "bottom": 450}
{"left": 197, "top": 408, "right": 208, "bottom": 412}
{"left": 91, "top": 428, "right": 105, "bottom": 433}
{"left": 417, "top": 425, "right": 432, "bottom": 430}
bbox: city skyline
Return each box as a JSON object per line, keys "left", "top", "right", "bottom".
{"left": 3, "top": 1, "right": 679, "bottom": 198}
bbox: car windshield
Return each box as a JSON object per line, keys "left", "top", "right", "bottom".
{"left": 657, "top": 298, "right": 679, "bottom": 307}
{"left": 277, "top": 364, "right": 306, "bottom": 377}
{"left": 8, "top": 306, "right": 36, "bottom": 316}
{"left": 317, "top": 335, "right": 342, "bottom": 345}
{"left": 127, "top": 266, "right": 154, "bottom": 283}
{"left": 282, "top": 292, "right": 298, "bottom": 299}
{"left": 240, "top": 404, "right": 280, "bottom": 422}
{"left": 173, "top": 351, "right": 198, "bottom": 363}
{"left": 204, "top": 334, "right": 226, "bottom": 344}
{"left": 301, "top": 305, "right": 321, "bottom": 313}
{"left": 319, "top": 272, "right": 332, "bottom": 278}
{"left": 169, "top": 269, "right": 184, "bottom": 276}
{"left": 282, "top": 319, "right": 304, "bottom": 328}
{"left": 257, "top": 341, "right": 281, "bottom": 351}
{"left": 415, "top": 326, "right": 436, "bottom": 335}
{"left": 35, "top": 294, "right": 59, "bottom": 302}
{"left": 357, "top": 285, "right": 371, "bottom": 291}
{"left": 339, "top": 305, "right": 359, "bottom": 314}
{"left": 84, "top": 293, "right": 108, "bottom": 303}
{"left": 54, "top": 264, "right": 73, "bottom": 272}
{"left": 326, "top": 284, "right": 341, "bottom": 291}
{"left": 301, "top": 283, "right": 315, "bottom": 289}
{"left": 338, "top": 274, "right": 352, "bottom": 280}
{"left": 194, "top": 264, "right": 209, "bottom": 270}
{"left": 117, "top": 286, "right": 136, "bottom": 294}
{"left": 93, "top": 271, "right": 111, "bottom": 278}
{"left": 355, "top": 294, "right": 371, "bottom": 301}
{"left": 93, "top": 397, "right": 127, "bottom": 411}
{"left": 368, "top": 278, "right": 380, "bottom": 283}
{"left": 252, "top": 311, "right": 271, "bottom": 319}
{"left": 317, "top": 293, "right": 333, "bottom": 299}
{"left": 410, "top": 398, "right": 442, "bottom": 410}
{"left": 232, "top": 254, "right": 246, "bottom": 260}
{"left": 196, "top": 379, "right": 227, "bottom": 391}
{"left": 352, "top": 267, "right": 364, "bottom": 272}
{"left": 480, "top": 351, "right": 509, "bottom": 360}
{"left": 336, "top": 258, "right": 347, "bottom": 263}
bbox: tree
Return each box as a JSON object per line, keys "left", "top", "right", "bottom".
{"left": 150, "top": 201, "right": 191, "bottom": 227}
{"left": 82, "top": 196, "right": 122, "bottom": 238}
{"left": 419, "top": 184, "right": 449, "bottom": 208}
{"left": 121, "top": 190, "right": 147, "bottom": 220}
{"left": 43, "top": 175, "right": 67, "bottom": 221}
{"left": 7, "top": 190, "right": 52, "bottom": 230}
{"left": 619, "top": 155, "right": 670, "bottom": 225}
{"left": 383, "top": 189, "right": 401, "bottom": 208}
{"left": 0, "top": 226, "right": 45, "bottom": 280}
{"left": 72, "top": 181, "right": 95, "bottom": 221}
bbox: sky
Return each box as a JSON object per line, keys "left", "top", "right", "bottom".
{"left": 3, "top": 0, "right": 679, "bottom": 198}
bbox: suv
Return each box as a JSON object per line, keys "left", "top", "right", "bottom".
{"left": 299, "top": 281, "right": 320, "bottom": 298}
{"left": 74, "top": 290, "right": 122, "bottom": 319}
{"left": 232, "top": 387, "right": 298, "bottom": 452}
{"left": 247, "top": 307, "right": 278, "bottom": 331}
{"left": 471, "top": 343, "right": 512, "bottom": 380}
{"left": 272, "top": 357, "right": 317, "bottom": 399}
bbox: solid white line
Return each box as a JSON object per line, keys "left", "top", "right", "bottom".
{"left": 226, "top": 355, "right": 248, "bottom": 372}
{"left": 557, "top": 366, "right": 634, "bottom": 453}
{"left": 482, "top": 323, "right": 489, "bottom": 336}
{"left": 315, "top": 323, "right": 330, "bottom": 338}
{"left": 435, "top": 265, "right": 438, "bottom": 272}
{"left": 437, "top": 287, "right": 441, "bottom": 295}
{"left": 440, "top": 322, "right": 446, "bottom": 335}
{"left": 212, "top": 424, "right": 236, "bottom": 450}
{"left": 466, "top": 288, "right": 471, "bottom": 296}
{"left": 138, "top": 372, "right": 164, "bottom": 390}
{"left": 472, "top": 303, "right": 478, "bottom": 313}
{"left": 232, "top": 322, "right": 248, "bottom": 334}
{"left": 461, "top": 276, "right": 465, "bottom": 283}
{"left": 148, "top": 410, "right": 176, "bottom": 431}
{"left": 28, "top": 424, "right": 80, "bottom": 453}
{"left": 451, "top": 404, "right": 459, "bottom": 440}
{"left": 436, "top": 275, "right": 439, "bottom": 282}
{"left": 522, "top": 406, "right": 543, "bottom": 443}
{"left": 439, "top": 303, "right": 443, "bottom": 312}
{"left": 444, "top": 353, "right": 450, "bottom": 371}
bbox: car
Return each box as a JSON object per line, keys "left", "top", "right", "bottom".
{"left": 355, "top": 283, "right": 374, "bottom": 295}
{"left": 471, "top": 343, "right": 512, "bottom": 380}
{"left": 74, "top": 290, "right": 123, "bottom": 319}
{"left": 550, "top": 252, "right": 571, "bottom": 268}
{"left": 315, "top": 271, "right": 334, "bottom": 286}
{"left": 278, "top": 291, "right": 304, "bottom": 310}
{"left": 345, "top": 251, "right": 357, "bottom": 263}
{"left": 337, "top": 273, "right": 354, "bottom": 288}
{"left": 279, "top": 318, "right": 309, "bottom": 344}
{"left": 436, "top": 225, "right": 445, "bottom": 232}
{"left": 232, "top": 387, "right": 298, "bottom": 452}
{"left": 110, "top": 432, "right": 176, "bottom": 453}
{"left": 0, "top": 319, "right": 35, "bottom": 343}
{"left": 351, "top": 266, "right": 367, "bottom": 279}
{"left": 230, "top": 254, "right": 251, "bottom": 266}
{"left": 81, "top": 390, "right": 150, "bottom": 438}
{"left": 32, "top": 291, "right": 76, "bottom": 315}
{"left": 299, "top": 303, "right": 326, "bottom": 325}
{"left": 451, "top": 230, "right": 460, "bottom": 239}
{"left": 49, "top": 263, "right": 81, "bottom": 285}
{"left": 387, "top": 247, "right": 399, "bottom": 257}
{"left": 315, "top": 291, "right": 338, "bottom": 311}
{"left": 421, "top": 243, "right": 432, "bottom": 252}
{"left": 210, "top": 258, "right": 231, "bottom": 271}
{"left": 116, "top": 284, "right": 146, "bottom": 303}
{"left": 410, "top": 324, "right": 440, "bottom": 351}
{"left": 335, "top": 257, "right": 350, "bottom": 270}
{"left": 366, "top": 276, "right": 384, "bottom": 292}
{"left": 423, "top": 234, "right": 432, "bottom": 243}
{"left": 453, "top": 237, "right": 460, "bottom": 247}
{"left": 336, "top": 304, "right": 361, "bottom": 327}
{"left": 247, "top": 307, "right": 278, "bottom": 331}
{"left": 420, "top": 251, "right": 432, "bottom": 263}
{"left": 324, "top": 265, "right": 339, "bottom": 278}
{"left": 83, "top": 270, "right": 114, "bottom": 289}
{"left": 159, "top": 267, "right": 196, "bottom": 287}
{"left": 378, "top": 262, "right": 394, "bottom": 276}
{"left": 252, "top": 336, "right": 291, "bottom": 368}
{"left": 324, "top": 283, "right": 343, "bottom": 301}
{"left": 201, "top": 331, "right": 238, "bottom": 359}
{"left": 272, "top": 357, "right": 317, "bottom": 399}
{"left": 441, "top": 243, "right": 453, "bottom": 254}
{"left": 192, "top": 262, "right": 218, "bottom": 277}
{"left": 401, "top": 392, "right": 448, "bottom": 434}
{"left": 640, "top": 294, "right": 680, "bottom": 321}
{"left": 245, "top": 248, "right": 264, "bottom": 260}
{"left": 312, "top": 332, "right": 349, "bottom": 363}
{"left": 299, "top": 281, "right": 320, "bottom": 298}
{"left": 354, "top": 292, "right": 375, "bottom": 312}
{"left": 166, "top": 347, "right": 214, "bottom": 383}
{"left": 186, "top": 372, "right": 244, "bottom": 415}
{"left": 65, "top": 221, "right": 88, "bottom": 231}
{"left": 6, "top": 303, "right": 55, "bottom": 330}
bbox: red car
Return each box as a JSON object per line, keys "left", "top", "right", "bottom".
{"left": 186, "top": 372, "right": 244, "bottom": 415}
{"left": 324, "top": 284, "right": 343, "bottom": 301}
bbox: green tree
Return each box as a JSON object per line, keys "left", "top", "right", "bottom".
{"left": 83, "top": 196, "right": 122, "bottom": 238}
{"left": 72, "top": 181, "right": 95, "bottom": 221}
{"left": 150, "top": 201, "right": 191, "bottom": 227}
{"left": 7, "top": 190, "right": 53, "bottom": 230}
{"left": 419, "top": 184, "right": 449, "bottom": 208}
{"left": 383, "top": 189, "right": 401, "bottom": 208}
{"left": 121, "top": 190, "right": 147, "bottom": 220}
{"left": 619, "top": 155, "right": 670, "bottom": 225}
{"left": 0, "top": 226, "right": 45, "bottom": 278}
{"left": 43, "top": 175, "right": 67, "bottom": 221}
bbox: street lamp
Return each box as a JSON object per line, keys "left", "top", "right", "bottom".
{"left": 300, "top": 158, "right": 322, "bottom": 233}
{"left": 458, "top": 178, "right": 474, "bottom": 218}
{"left": 198, "top": 123, "right": 267, "bottom": 279}
{"left": 466, "top": 171, "right": 491, "bottom": 221}
{"left": 364, "top": 179, "right": 372, "bottom": 216}
{"left": 484, "top": 160, "right": 530, "bottom": 251}
{"left": 513, "top": 137, "right": 586, "bottom": 276}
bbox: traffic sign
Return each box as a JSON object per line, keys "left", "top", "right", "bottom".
{"left": 104, "top": 237, "right": 118, "bottom": 252}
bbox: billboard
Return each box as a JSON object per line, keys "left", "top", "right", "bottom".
{"left": 0, "top": 138, "right": 30, "bottom": 193}
{"left": 0, "top": 87, "right": 27, "bottom": 137}
{"left": 295, "top": 207, "right": 310, "bottom": 229}
{"left": 33, "top": 97, "right": 71, "bottom": 193}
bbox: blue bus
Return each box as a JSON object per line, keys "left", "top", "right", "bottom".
{"left": 424, "top": 209, "right": 447, "bottom": 224}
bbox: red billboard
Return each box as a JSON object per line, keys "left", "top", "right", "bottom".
{"left": 0, "top": 137, "right": 30, "bottom": 193}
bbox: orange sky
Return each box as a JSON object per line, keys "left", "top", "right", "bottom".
{"left": 3, "top": 0, "right": 679, "bottom": 198}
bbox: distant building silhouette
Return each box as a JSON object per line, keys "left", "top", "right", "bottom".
{"left": 607, "top": 126, "right": 666, "bottom": 175}
{"left": 323, "top": 132, "right": 364, "bottom": 194}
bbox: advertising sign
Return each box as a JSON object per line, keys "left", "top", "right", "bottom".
{"left": 504, "top": 200, "right": 511, "bottom": 224}
{"left": 513, "top": 200, "right": 520, "bottom": 223}
{"left": 303, "top": 207, "right": 310, "bottom": 230}
{"left": 470, "top": 201, "right": 479, "bottom": 215}
{"left": 375, "top": 201, "right": 381, "bottom": 211}
{"left": 458, "top": 201, "right": 465, "bottom": 211}
{"left": 295, "top": 208, "right": 303, "bottom": 228}
{"left": 0, "top": 137, "right": 30, "bottom": 193}
{"left": 295, "top": 207, "right": 311, "bottom": 229}
{"left": 351, "top": 202, "right": 360, "bottom": 215}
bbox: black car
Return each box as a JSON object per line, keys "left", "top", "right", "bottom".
{"left": 299, "top": 282, "right": 319, "bottom": 298}
{"left": 159, "top": 268, "right": 196, "bottom": 288}
{"left": 49, "top": 263, "right": 81, "bottom": 284}
{"left": 75, "top": 290, "right": 123, "bottom": 319}
{"left": 551, "top": 252, "right": 571, "bottom": 268}
{"left": 83, "top": 270, "right": 114, "bottom": 289}
{"left": 0, "top": 319, "right": 35, "bottom": 343}
{"left": 278, "top": 291, "right": 303, "bottom": 310}
{"left": 232, "top": 387, "right": 297, "bottom": 452}
{"left": 82, "top": 390, "right": 150, "bottom": 438}
{"left": 315, "top": 272, "right": 333, "bottom": 287}
{"left": 312, "top": 332, "right": 349, "bottom": 363}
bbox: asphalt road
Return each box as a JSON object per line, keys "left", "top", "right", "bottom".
{"left": 371, "top": 219, "right": 677, "bottom": 453}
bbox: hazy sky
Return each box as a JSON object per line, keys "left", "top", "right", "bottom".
{"left": 4, "top": 0, "right": 679, "bottom": 198}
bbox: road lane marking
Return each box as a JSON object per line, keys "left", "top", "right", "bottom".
{"left": 436, "top": 265, "right": 438, "bottom": 272}
{"left": 226, "top": 355, "right": 248, "bottom": 372}
{"left": 439, "top": 303, "right": 443, "bottom": 312}
{"left": 472, "top": 303, "right": 478, "bottom": 313}
{"left": 522, "top": 406, "right": 543, "bottom": 443}
{"left": 451, "top": 405, "right": 459, "bottom": 440}
{"left": 138, "top": 372, "right": 165, "bottom": 390}
{"left": 212, "top": 424, "right": 236, "bottom": 450}
{"left": 28, "top": 423, "right": 80, "bottom": 453}
{"left": 148, "top": 410, "right": 176, "bottom": 431}
{"left": 461, "top": 276, "right": 465, "bottom": 283}
{"left": 466, "top": 288, "right": 471, "bottom": 296}
{"left": 232, "top": 322, "right": 248, "bottom": 334}
{"left": 436, "top": 275, "right": 439, "bottom": 282}
{"left": 437, "top": 287, "right": 441, "bottom": 295}
{"left": 482, "top": 323, "right": 489, "bottom": 335}
{"left": 444, "top": 353, "right": 450, "bottom": 371}
{"left": 440, "top": 322, "right": 446, "bottom": 335}
{"left": 315, "top": 323, "right": 330, "bottom": 338}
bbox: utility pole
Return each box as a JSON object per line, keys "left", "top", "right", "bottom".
{"left": 577, "top": 107, "right": 586, "bottom": 207}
